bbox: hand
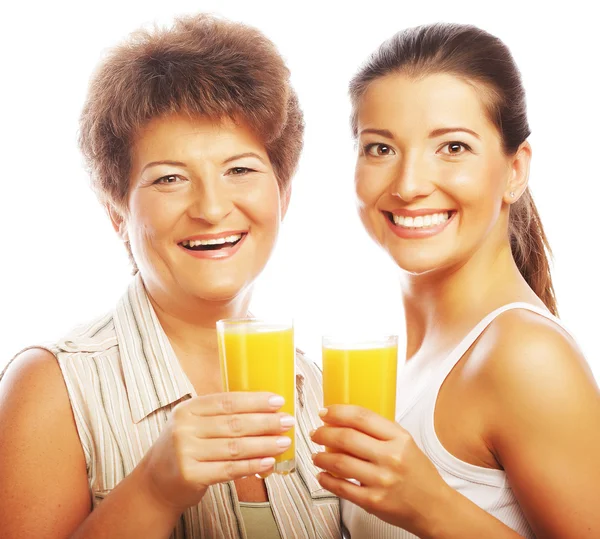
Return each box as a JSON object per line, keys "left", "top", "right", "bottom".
{"left": 140, "top": 392, "right": 294, "bottom": 513}
{"left": 311, "top": 405, "right": 450, "bottom": 537}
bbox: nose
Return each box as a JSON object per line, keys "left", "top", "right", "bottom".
{"left": 390, "top": 152, "right": 435, "bottom": 202}
{"left": 187, "top": 174, "right": 234, "bottom": 225}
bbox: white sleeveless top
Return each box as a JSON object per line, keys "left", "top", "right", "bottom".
{"left": 342, "top": 302, "right": 568, "bottom": 538}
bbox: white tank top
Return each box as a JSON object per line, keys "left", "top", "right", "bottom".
{"left": 342, "top": 302, "right": 567, "bottom": 538}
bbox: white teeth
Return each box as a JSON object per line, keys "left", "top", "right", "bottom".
{"left": 392, "top": 212, "right": 451, "bottom": 229}
{"left": 182, "top": 234, "right": 243, "bottom": 247}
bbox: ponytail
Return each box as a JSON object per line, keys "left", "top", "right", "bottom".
{"left": 509, "top": 189, "right": 558, "bottom": 315}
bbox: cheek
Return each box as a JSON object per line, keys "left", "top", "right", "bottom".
{"left": 355, "top": 163, "right": 387, "bottom": 211}
{"left": 241, "top": 181, "right": 281, "bottom": 234}
{"left": 445, "top": 159, "right": 505, "bottom": 211}
{"left": 355, "top": 164, "right": 390, "bottom": 233}
{"left": 127, "top": 193, "right": 181, "bottom": 245}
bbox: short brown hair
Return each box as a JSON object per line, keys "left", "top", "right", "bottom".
{"left": 79, "top": 13, "right": 304, "bottom": 214}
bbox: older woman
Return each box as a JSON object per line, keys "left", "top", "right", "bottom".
{"left": 0, "top": 14, "right": 340, "bottom": 539}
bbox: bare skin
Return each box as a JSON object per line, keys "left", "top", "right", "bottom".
{"left": 311, "top": 73, "right": 600, "bottom": 538}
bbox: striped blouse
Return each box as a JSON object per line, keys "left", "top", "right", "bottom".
{"left": 8, "top": 275, "right": 341, "bottom": 538}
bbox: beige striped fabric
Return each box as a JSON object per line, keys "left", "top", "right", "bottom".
{"left": 11, "top": 275, "right": 341, "bottom": 539}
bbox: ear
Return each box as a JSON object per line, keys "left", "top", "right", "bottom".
{"left": 106, "top": 204, "right": 129, "bottom": 242}
{"left": 280, "top": 185, "right": 292, "bottom": 220}
{"left": 503, "top": 141, "right": 531, "bottom": 204}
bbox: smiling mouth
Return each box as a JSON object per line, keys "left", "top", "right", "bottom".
{"left": 384, "top": 211, "right": 456, "bottom": 229}
{"left": 179, "top": 233, "right": 246, "bottom": 251}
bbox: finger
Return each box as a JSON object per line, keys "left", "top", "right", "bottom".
{"left": 191, "top": 434, "right": 293, "bottom": 461}
{"left": 196, "top": 412, "right": 295, "bottom": 438}
{"left": 312, "top": 451, "right": 382, "bottom": 486}
{"left": 319, "top": 405, "right": 399, "bottom": 440}
{"left": 317, "top": 472, "right": 379, "bottom": 511}
{"left": 199, "top": 456, "right": 277, "bottom": 484}
{"left": 184, "top": 392, "right": 287, "bottom": 416}
{"left": 311, "top": 426, "right": 379, "bottom": 462}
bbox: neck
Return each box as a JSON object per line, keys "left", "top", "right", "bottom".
{"left": 401, "top": 237, "right": 538, "bottom": 361}
{"left": 142, "top": 276, "right": 253, "bottom": 373}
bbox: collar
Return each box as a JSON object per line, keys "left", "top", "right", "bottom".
{"left": 113, "top": 274, "right": 194, "bottom": 423}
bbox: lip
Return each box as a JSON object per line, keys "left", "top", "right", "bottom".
{"left": 178, "top": 232, "right": 248, "bottom": 260}
{"left": 383, "top": 210, "right": 456, "bottom": 239}
{"left": 388, "top": 208, "right": 456, "bottom": 217}
{"left": 178, "top": 230, "right": 248, "bottom": 243}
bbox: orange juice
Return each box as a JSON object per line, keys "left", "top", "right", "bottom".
{"left": 217, "top": 319, "right": 295, "bottom": 474}
{"left": 322, "top": 338, "right": 398, "bottom": 420}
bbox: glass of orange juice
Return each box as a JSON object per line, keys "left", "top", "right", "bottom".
{"left": 322, "top": 335, "right": 398, "bottom": 421}
{"left": 217, "top": 318, "right": 296, "bottom": 475}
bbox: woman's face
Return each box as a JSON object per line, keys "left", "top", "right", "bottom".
{"left": 355, "top": 73, "right": 520, "bottom": 276}
{"left": 118, "top": 113, "right": 285, "bottom": 303}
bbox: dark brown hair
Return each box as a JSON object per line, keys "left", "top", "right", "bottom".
{"left": 349, "top": 23, "right": 557, "bottom": 315}
{"left": 79, "top": 13, "right": 304, "bottom": 211}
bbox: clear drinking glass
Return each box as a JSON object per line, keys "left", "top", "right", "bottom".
{"left": 217, "top": 318, "right": 296, "bottom": 475}
{"left": 322, "top": 335, "right": 399, "bottom": 420}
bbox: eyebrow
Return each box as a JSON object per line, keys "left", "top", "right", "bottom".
{"left": 141, "top": 152, "right": 266, "bottom": 173}
{"left": 222, "top": 152, "right": 266, "bottom": 165}
{"left": 141, "top": 160, "right": 187, "bottom": 173}
{"left": 359, "top": 127, "right": 482, "bottom": 141}
{"left": 359, "top": 128, "right": 395, "bottom": 139}
{"left": 429, "top": 127, "right": 481, "bottom": 139}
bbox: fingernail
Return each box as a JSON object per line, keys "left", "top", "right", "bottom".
{"left": 260, "top": 457, "right": 276, "bottom": 469}
{"left": 269, "top": 395, "right": 285, "bottom": 408}
{"left": 280, "top": 415, "right": 295, "bottom": 428}
{"left": 276, "top": 436, "right": 292, "bottom": 448}
{"left": 311, "top": 452, "right": 318, "bottom": 461}
{"left": 318, "top": 408, "right": 328, "bottom": 417}
{"left": 309, "top": 429, "right": 316, "bottom": 437}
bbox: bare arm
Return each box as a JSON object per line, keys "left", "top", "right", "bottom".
{"left": 0, "top": 349, "right": 181, "bottom": 538}
{"left": 0, "top": 349, "right": 92, "bottom": 537}
{"left": 483, "top": 312, "right": 600, "bottom": 538}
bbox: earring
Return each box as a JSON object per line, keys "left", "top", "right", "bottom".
{"left": 509, "top": 191, "right": 516, "bottom": 198}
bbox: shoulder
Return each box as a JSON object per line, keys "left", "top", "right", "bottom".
{"left": 0, "top": 351, "right": 91, "bottom": 535}
{"left": 472, "top": 308, "right": 594, "bottom": 395}
{"left": 0, "top": 347, "right": 72, "bottom": 423}
{"left": 56, "top": 311, "right": 118, "bottom": 354}
{"left": 0, "top": 347, "right": 87, "bottom": 480}
{"left": 469, "top": 308, "right": 599, "bottom": 447}
{"left": 463, "top": 313, "right": 600, "bottom": 536}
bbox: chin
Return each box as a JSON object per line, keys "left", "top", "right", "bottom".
{"left": 385, "top": 248, "right": 455, "bottom": 277}
{"left": 185, "top": 278, "right": 252, "bottom": 304}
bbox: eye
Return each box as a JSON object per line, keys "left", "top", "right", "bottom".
{"left": 439, "top": 141, "right": 472, "bottom": 156}
{"left": 227, "top": 167, "right": 254, "bottom": 176}
{"left": 154, "top": 174, "right": 183, "bottom": 185}
{"left": 364, "top": 143, "right": 396, "bottom": 157}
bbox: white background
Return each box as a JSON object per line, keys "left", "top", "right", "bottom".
{"left": 1, "top": 1, "right": 598, "bottom": 381}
